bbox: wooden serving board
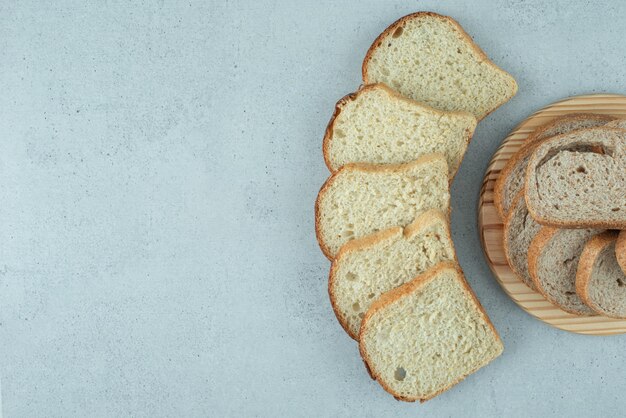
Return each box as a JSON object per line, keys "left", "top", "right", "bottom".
{"left": 478, "top": 94, "right": 626, "bottom": 335}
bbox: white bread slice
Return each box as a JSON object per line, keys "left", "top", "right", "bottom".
{"left": 329, "top": 210, "right": 456, "bottom": 339}
{"left": 524, "top": 127, "right": 626, "bottom": 229}
{"left": 494, "top": 114, "right": 615, "bottom": 219}
{"left": 323, "top": 83, "right": 477, "bottom": 177}
{"left": 315, "top": 155, "right": 450, "bottom": 259}
{"left": 617, "top": 231, "right": 626, "bottom": 275}
{"left": 528, "top": 227, "right": 601, "bottom": 315}
{"left": 362, "top": 12, "right": 517, "bottom": 120}
{"left": 576, "top": 231, "right": 626, "bottom": 318}
{"left": 359, "top": 262, "right": 503, "bottom": 402}
{"left": 502, "top": 192, "right": 539, "bottom": 290}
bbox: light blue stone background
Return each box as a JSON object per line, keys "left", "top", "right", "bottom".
{"left": 2, "top": 1, "right": 626, "bottom": 416}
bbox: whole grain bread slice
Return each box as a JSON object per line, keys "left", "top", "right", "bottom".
{"left": 576, "top": 231, "right": 626, "bottom": 318}
{"left": 315, "top": 154, "right": 450, "bottom": 259}
{"left": 524, "top": 127, "right": 626, "bottom": 229}
{"left": 494, "top": 114, "right": 614, "bottom": 219}
{"left": 605, "top": 119, "right": 626, "bottom": 129}
{"left": 528, "top": 227, "right": 601, "bottom": 315}
{"left": 617, "top": 231, "right": 626, "bottom": 275}
{"left": 362, "top": 12, "right": 517, "bottom": 120}
{"left": 323, "top": 83, "right": 477, "bottom": 177}
{"left": 503, "top": 191, "right": 540, "bottom": 289}
{"left": 359, "top": 262, "right": 503, "bottom": 402}
{"left": 329, "top": 210, "right": 456, "bottom": 339}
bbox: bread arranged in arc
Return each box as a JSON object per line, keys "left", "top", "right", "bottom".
{"left": 524, "top": 127, "right": 626, "bottom": 229}
{"left": 323, "top": 83, "right": 477, "bottom": 177}
{"left": 359, "top": 262, "right": 503, "bottom": 402}
{"left": 362, "top": 12, "right": 517, "bottom": 120}
{"left": 494, "top": 114, "right": 614, "bottom": 219}
{"left": 527, "top": 226, "right": 600, "bottom": 316}
{"left": 315, "top": 155, "right": 450, "bottom": 259}
{"left": 329, "top": 210, "right": 456, "bottom": 339}
{"left": 502, "top": 192, "right": 540, "bottom": 290}
{"left": 576, "top": 232, "right": 626, "bottom": 318}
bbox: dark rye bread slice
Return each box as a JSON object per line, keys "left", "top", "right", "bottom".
{"left": 617, "top": 231, "right": 626, "bottom": 275}
{"left": 576, "top": 231, "right": 626, "bottom": 318}
{"left": 525, "top": 127, "right": 626, "bottom": 229}
{"left": 503, "top": 191, "right": 540, "bottom": 289}
{"left": 493, "top": 114, "right": 615, "bottom": 220}
{"left": 359, "top": 262, "right": 503, "bottom": 402}
{"left": 528, "top": 227, "right": 601, "bottom": 315}
{"left": 362, "top": 12, "right": 517, "bottom": 120}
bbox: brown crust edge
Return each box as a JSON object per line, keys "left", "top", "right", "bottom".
{"left": 616, "top": 231, "right": 626, "bottom": 275}
{"left": 361, "top": 11, "right": 517, "bottom": 121}
{"left": 502, "top": 191, "right": 536, "bottom": 290}
{"left": 524, "top": 127, "right": 626, "bottom": 230}
{"left": 575, "top": 231, "right": 622, "bottom": 317}
{"left": 493, "top": 113, "right": 615, "bottom": 220}
{"left": 315, "top": 154, "right": 449, "bottom": 260}
{"left": 527, "top": 226, "right": 598, "bottom": 316}
{"left": 328, "top": 210, "right": 453, "bottom": 339}
{"left": 322, "top": 83, "right": 477, "bottom": 179}
{"left": 358, "top": 261, "right": 503, "bottom": 402}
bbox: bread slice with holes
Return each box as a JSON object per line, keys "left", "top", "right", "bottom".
{"left": 362, "top": 12, "right": 517, "bottom": 120}
{"left": 576, "top": 231, "right": 626, "bottom": 318}
{"left": 323, "top": 83, "right": 477, "bottom": 177}
{"left": 315, "top": 154, "right": 450, "bottom": 259}
{"left": 528, "top": 227, "right": 601, "bottom": 315}
{"left": 617, "top": 231, "right": 626, "bottom": 275}
{"left": 329, "top": 210, "right": 456, "bottom": 339}
{"left": 359, "top": 262, "right": 503, "bottom": 402}
{"left": 525, "top": 127, "right": 626, "bottom": 229}
{"left": 494, "top": 114, "right": 615, "bottom": 219}
{"left": 503, "top": 192, "right": 540, "bottom": 290}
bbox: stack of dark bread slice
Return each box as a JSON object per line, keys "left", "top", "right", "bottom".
{"left": 315, "top": 12, "right": 517, "bottom": 402}
{"left": 495, "top": 116, "right": 626, "bottom": 318}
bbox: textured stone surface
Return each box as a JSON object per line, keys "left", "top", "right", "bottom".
{"left": 1, "top": 1, "right": 626, "bottom": 416}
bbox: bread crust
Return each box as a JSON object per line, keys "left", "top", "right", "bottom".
{"left": 527, "top": 226, "right": 559, "bottom": 304}
{"left": 575, "top": 231, "right": 622, "bottom": 317}
{"left": 523, "top": 127, "right": 626, "bottom": 229}
{"left": 321, "top": 83, "right": 477, "bottom": 179}
{"left": 527, "top": 226, "right": 597, "bottom": 316}
{"left": 502, "top": 191, "right": 536, "bottom": 290}
{"left": 315, "top": 154, "right": 448, "bottom": 259}
{"left": 358, "top": 262, "right": 503, "bottom": 402}
{"left": 362, "top": 12, "right": 517, "bottom": 121}
{"left": 328, "top": 210, "right": 454, "bottom": 339}
{"left": 617, "top": 231, "right": 626, "bottom": 275}
{"left": 493, "top": 113, "right": 615, "bottom": 220}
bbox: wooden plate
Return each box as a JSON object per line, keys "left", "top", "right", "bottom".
{"left": 478, "top": 94, "right": 626, "bottom": 335}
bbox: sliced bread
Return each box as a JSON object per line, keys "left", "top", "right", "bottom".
{"left": 606, "top": 119, "right": 626, "bottom": 129}
{"left": 494, "top": 114, "right": 614, "bottom": 219}
{"left": 315, "top": 154, "right": 450, "bottom": 259}
{"left": 323, "top": 83, "right": 477, "bottom": 177}
{"left": 617, "top": 231, "right": 626, "bottom": 275}
{"left": 576, "top": 231, "right": 626, "bottom": 318}
{"left": 329, "top": 210, "right": 456, "bottom": 339}
{"left": 362, "top": 12, "right": 517, "bottom": 120}
{"left": 502, "top": 191, "right": 540, "bottom": 289}
{"left": 359, "top": 262, "right": 503, "bottom": 402}
{"left": 524, "top": 127, "right": 626, "bottom": 229}
{"left": 528, "top": 227, "right": 601, "bottom": 315}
